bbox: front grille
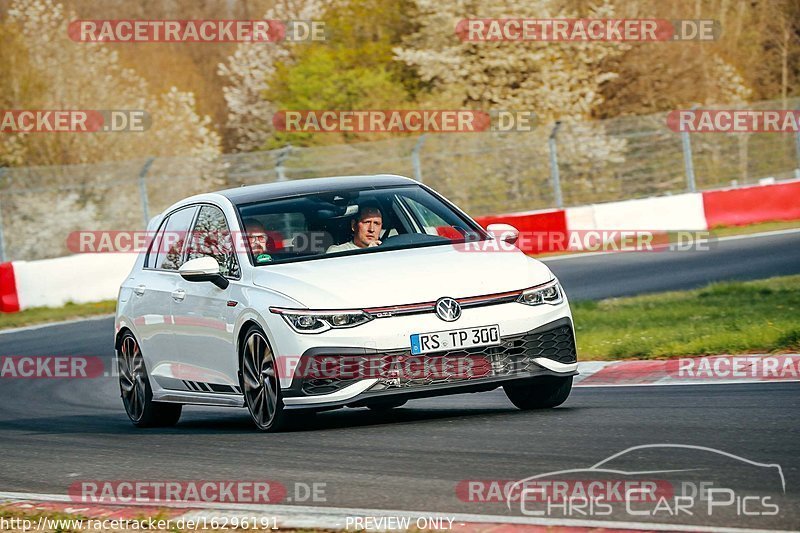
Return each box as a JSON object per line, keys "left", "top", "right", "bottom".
{"left": 300, "top": 322, "right": 576, "bottom": 396}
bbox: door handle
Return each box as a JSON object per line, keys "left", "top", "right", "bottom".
{"left": 133, "top": 285, "right": 146, "bottom": 296}
{"left": 171, "top": 289, "right": 186, "bottom": 302}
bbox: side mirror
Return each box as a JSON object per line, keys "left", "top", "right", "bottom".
{"left": 486, "top": 223, "right": 519, "bottom": 245}
{"left": 179, "top": 256, "right": 229, "bottom": 289}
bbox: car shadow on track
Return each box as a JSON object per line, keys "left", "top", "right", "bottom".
{"left": 176, "top": 404, "right": 581, "bottom": 433}
{"left": 0, "top": 406, "right": 580, "bottom": 435}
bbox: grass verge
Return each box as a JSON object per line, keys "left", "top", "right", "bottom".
{"left": 2, "top": 276, "right": 798, "bottom": 363}
{"left": 574, "top": 275, "right": 800, "bottom": 360}
{"left": 708, "top": 219, "right": 800, "bottom": 238}
{"left": 0, "top": 300, "right": 116, "bottom": 330}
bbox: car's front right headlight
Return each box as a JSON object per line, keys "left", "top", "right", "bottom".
{"left": 269, "top": 307, "right": 373, "bottom": 334}
{"left": 517, "top": 279, "right": 564, "bottom": 306}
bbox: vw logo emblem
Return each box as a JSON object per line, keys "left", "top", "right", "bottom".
{"left": 435, "top": 297, "right": 461, "bottom": 322}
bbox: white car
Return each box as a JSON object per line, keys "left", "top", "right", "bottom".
{"left": 115, "top": 175, "right": 577, "bottom": 431}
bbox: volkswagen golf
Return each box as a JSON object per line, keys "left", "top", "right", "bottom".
{"left": 115, "top": 175, "right": 578, "bottom": 431}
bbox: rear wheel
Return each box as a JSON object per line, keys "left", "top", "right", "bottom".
{"left": 503, "top": 376, "right": 572, "bottom": 410}
{"left": 117, "top": 332, "right": 182, "bottom": 427}
{"left": 241, "top": 326, "right": 286, "bottom": 432}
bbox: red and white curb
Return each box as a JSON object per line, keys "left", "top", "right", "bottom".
{"left": 0, "top": 492, "right": 793, "bottom": 532}
{"left": 575, "top": 354, "right": 800, "bottom": 387}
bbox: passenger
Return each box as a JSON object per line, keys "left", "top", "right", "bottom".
{"left": 327, "top": 203, "right": 383, "bottom": 253}
{"left": 242, "top": 218, "right": 272, "bottom": 263}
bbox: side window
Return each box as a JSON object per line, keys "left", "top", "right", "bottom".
{"left": 145, "top": 217, "right": 168, "bottom": 269}
{"left": 186, "top": 205, "right": 241, "bottom": 278}
{"left": 155, "top": 206, "right": 197, "bottom": 271}
{"left": 404, "top": 197, "right": 449, "bottom": 235}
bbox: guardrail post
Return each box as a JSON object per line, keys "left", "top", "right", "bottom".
{"left": 548, "top": 122, "right": 563, "bottom": 208}
{"left": 0, "top": 168, "right": 7, "bottom": 263}
{"left": 138, "top": 157, "right": 154, "bottom": 227}
{"left": 795, "top": 107, "right": 800, "bottom": 179}
{"left": 681, "top": 106, "right": 698, "bottom": 192}
{"left": 275, "top": 145, "right": 291, "bottom": 182}
{"left": 681, "top": 130, "right": 697, "bottom": 192}
{"left": 412, "top": 134, "right": 427, "bottom": 183}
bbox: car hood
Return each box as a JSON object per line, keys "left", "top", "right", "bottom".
{"left": 251, "top": 244, "right": 554, "bottom": 309}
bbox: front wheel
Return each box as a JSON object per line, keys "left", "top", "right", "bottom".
{"left": 240, "top": 326, "right": 286, "bottom": 432}
{"left": 503, "top": 376, "right": 573, "bottom": 410}
{"left": 117, "top": 332, "right": 182, "bottom": 427}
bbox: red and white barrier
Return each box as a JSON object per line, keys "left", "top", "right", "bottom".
{"left": 0, "top": 180, "right": 798, "bottom": 313}
{"left": 1, "top": 254, "right": 135, "bottom": 312}
{"left": 0, "top": 262, "right": 20, "bottom": 313}
{"left": 476, "top": 208, "right": 568, "bottom": 254}
{"left": 477, "top": 179, "right": 800, "bottom": 254}
{"left": 702, "top": 180, "right": 800, "bottom": 227}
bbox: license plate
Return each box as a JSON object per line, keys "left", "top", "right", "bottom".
{"left": 410, "top": 325, "right": 500, "bottom": 355}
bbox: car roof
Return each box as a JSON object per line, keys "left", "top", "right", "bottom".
{"left": 217, "top": 174, "right": 417, "bottom": 205}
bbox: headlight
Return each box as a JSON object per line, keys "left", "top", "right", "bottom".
{"left": 269, "top": 308, "right": 373, "bottom": 334}
{"left": 517, "top": 280, "right": 564, "bottom": 306}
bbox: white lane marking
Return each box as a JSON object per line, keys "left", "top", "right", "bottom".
{"left": 0, "top": 314, "right": 114, "bottom": 335}
{"left": 576, "top": 380, "right": 800, "bottom": 388}
{"left": 713, "top": 227, "right": 800, "bottom": 243}
{"left": 0, "top": 491, "right": 793, "bottom": 533}
{"left": 541, "top": 227, "right": 800, "bottom": 262}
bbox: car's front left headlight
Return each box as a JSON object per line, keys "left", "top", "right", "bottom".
{"left": 269, "top": 308, "right": 373, "bottom": 334}
{"left": 517, "top": 279, "right": 564, "bottom": 306}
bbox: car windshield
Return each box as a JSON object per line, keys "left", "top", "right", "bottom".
{"left": 236, "top": 184, "right": 488, "bottom": 265}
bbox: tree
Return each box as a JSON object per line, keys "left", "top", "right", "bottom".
{"left": 218, "top": 0, "right": 325, "bottom": 153}
{"left": 393, "top": 0, "right": 629, "bottom": 212}
{"left": 394, "top": 0, "right": 625, "bottom": 122}
{"left": 1, "top": 0, "right": 221, "bottom": 167}
{"left": 597, "top": 0, "right": 752, "bottom": 117}
{"left": 219, "top": 0, "right": 418, "bottom": 150}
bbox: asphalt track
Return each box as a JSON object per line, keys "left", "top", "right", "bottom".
{"left": 1, "top": 230, "right": 799, "bottom": 530}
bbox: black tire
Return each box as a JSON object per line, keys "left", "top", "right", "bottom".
{"left": 503, "top": 376, "right": 573, "bottom": 410}
{"left": 117, "top": 332, "right": 182, "bottom": 427}
{"left": 366, "top": 398, "right": 408, "bottom": 411}
{"left": 240, "top": 325, "right": 287, "bottom": 432}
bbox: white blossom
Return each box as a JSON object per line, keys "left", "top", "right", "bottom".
{"left": 218, "top": 0, "right": 325, "bottom": 152}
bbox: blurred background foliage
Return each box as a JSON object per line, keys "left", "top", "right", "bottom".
{"left": 0, "top": 0, "right": 797, "bottom": 164}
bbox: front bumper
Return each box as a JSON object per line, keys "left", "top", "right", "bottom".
{"left": 281, "top": 316, "right": 577, "bottom": 409}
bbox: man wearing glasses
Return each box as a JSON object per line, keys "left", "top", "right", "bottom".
{"left": 243, "top": 218, "right": 272, "bottom": 263}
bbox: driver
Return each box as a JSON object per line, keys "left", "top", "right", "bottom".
{"left": 327, "top": 202, "right": 383, "bottom": 253}
{"left": 242, "top": 218, "right": 273, "bottom": 263}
